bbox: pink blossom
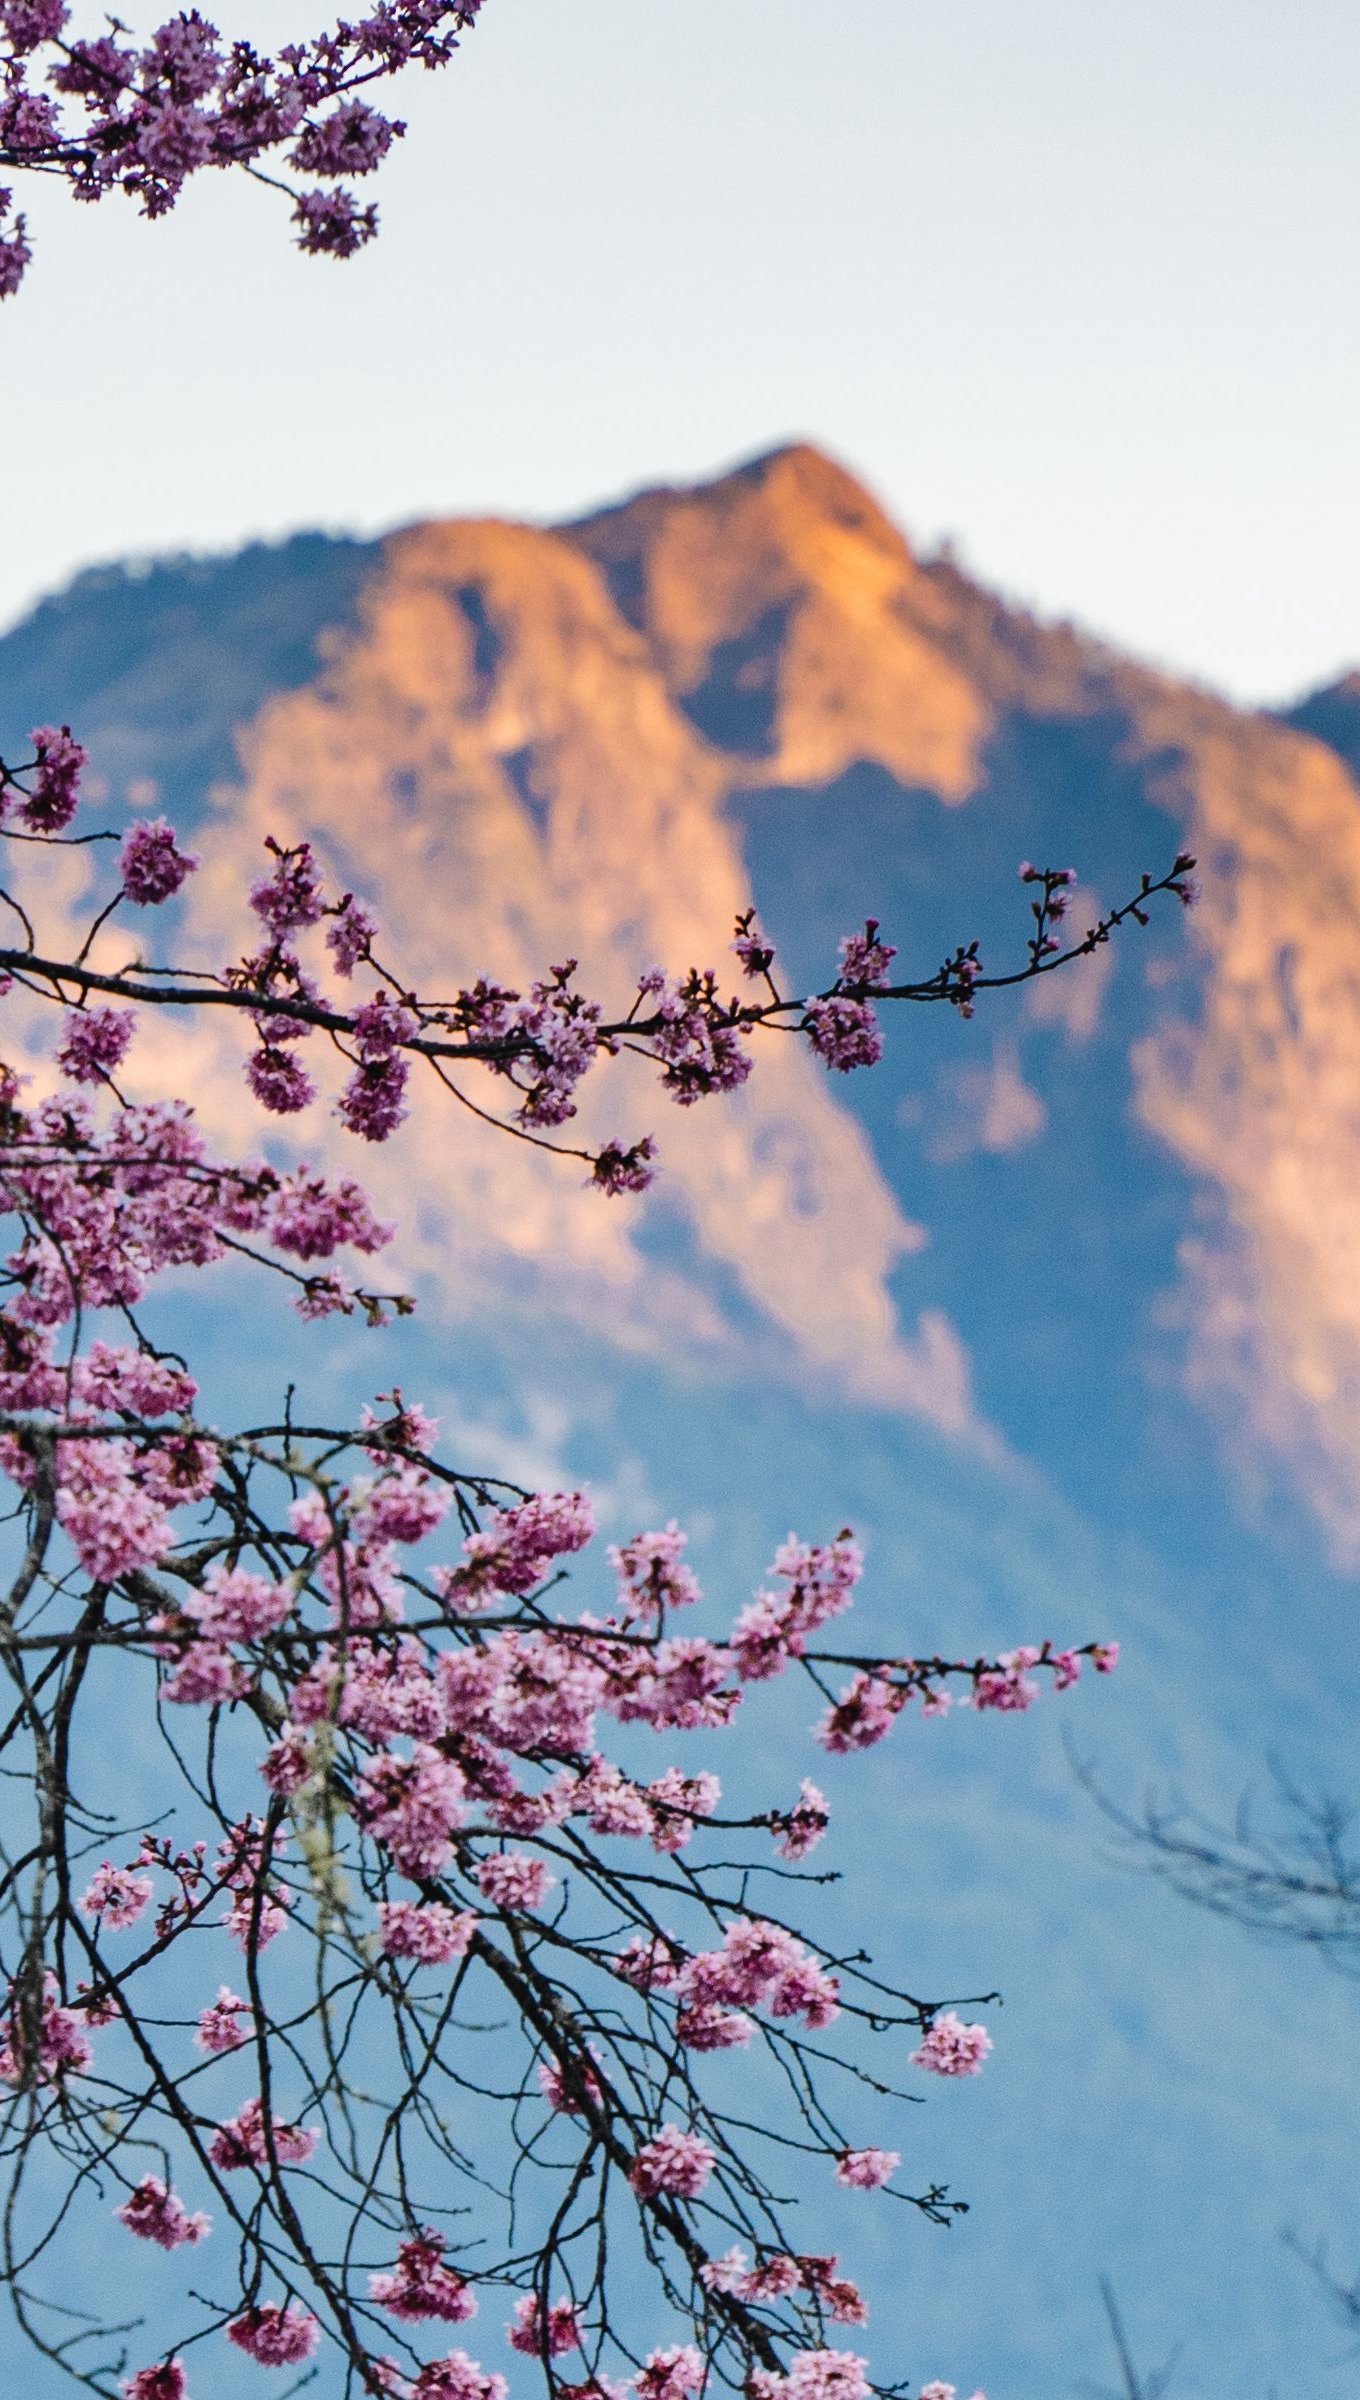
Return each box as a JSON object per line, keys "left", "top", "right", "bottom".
{"left": 476, "top": 1628, "right": 606, "bottom": 1751}
{"left": 608, "top": 1522, "right": 701, "bottom": 1617}
{"left": 226, "top": 2302, "right": 321, "bottom": 2365}
{"left": 613, "top": 1933, "right": 683, "bottom": 1993}
{"left": 79, "top": 1862, "right": 153, "bottom": 1929}
{"left": 363, "top": 2359, "right": 412, "bottom": 2398}
{"left": 537, "top": 2052, "right": 603, "bottom": 2112}
{"left": 267, "top": 1169, "right": 392, "bottom": 1258}
{"left": 834, "top": 2148, "right": 899, "bottom": 2190}
{"left": 58, "top": 1005, "right": 136, "bottom": 1085}
{"left": 21, "top": 723, "right": 85, "bottom": 830}
{"left": 675, "top": 2001, "right": 753, "bottom": 2051}
{"left": 732, "top": 1533, "right": 860, "bottom": 1684}
{"left": 1093, "top": 1641, "right": 1120, "bottom": 1673}
{"left": 645, "top": 971, "right": 752, "bottom": 1106}
{"left": 0, "top": 1971, "right": 93, "bottom": 2083}
{"left": 972, "top": 1647, "right": 1040, "bottom": 1713}
{"left": 635, "top": 2347, "right": 704, "bottom": 2400}
{"left": 628, "top": 2124, "right": 715, "bottom": 2200}
{"left": 592, "top": 1136, "right": 658, "bottom": 1194}
{"left": 410, "top": 2352, "right": 508, "bottom": 2400}
{"left": 194, "top": 1986, "right": 250, "bottom": 2054}
{"left": 76, "top": 1340, "right": 197, "bottom": 1417}
{"left": 837, "top": 920, "right": 897, "bottom": 990}
{"left": 216, "top": 1820, "right": 293, "bottom": 1949}
{"left": 680, "top": 1918, "right": 834, "bottom": 2028}
{"left": 356, "top": 1464, "right": 450, "bottom": 1544}
{"left": 321, "top": 1531, "right": 405, "bottom": 1627}
{"left": 339, "top": 1053, "right": 410, "bottom": 1140}
{"left": 476, "top": 1852, "right": 553, "bottom": 1911}
{"left": 438, "top": 1489, "right": 594, "bottom": 1606}
{"left": 223, "top": 1878, "right": 292, "bottom": 1948}
{"left": 911, "top": 2012, "right": 993, "bottom": 2078}
{"left": 162, "top": 1643, "right": 248, "bottom": 1707}
{"left": 120, "top": 817, "right": 198, "bottom": 904}
{"left": 341, "top": 1642, "right": 443, "bottom": 1743}
{"left": 293, "top": 95, "right": 396, "bottom": 174}
{"left": 250, "top": 838, "right": 325, "bottom": 936}
{"left": 769, "top": 1532, "right": 862, "bottom": 1633}
{"left": 815, "top": 1673, "right": 904, "bottom": 1754}
{"left": 326, "top": 894, "right": 377, "bottom": 975}
{"left": 799, "top": 2258, "right": 867, "bottom": 2324}
{"left": 260, "top": 1723, "right": 313, "bottom": 1795}
{"left": 738, "top": 2254, "right": 802, "bottom": 2301}
{"left": 611, "top": 1635, "right": 735, "bottom": 1733}
{"left": 768, "top": 1956, "right": 840, "bottom": 2029}
{"left": 507, "top": 2294, "right": 583, "bottom": 2356}
{"left": 700, "top": 2246, "right": 750, "bottom": 2294}
{"left": 753, "top": 2355, "right": 871, "bottom": 2400}
{"left": 805, "top": 995, "right": 883, "bottom": 1073}
{"left": 920, "top": 2386, "right": 986, "bottom": 2400}
{"left": 730, "top": 1593, "right": 796, "bottom": 1683}
{"left": 294, "top": 186, "right": 378, "bottom": 257}
{"left": 120, "top": 2365, "right": 188, "bottom": 2400}
{"left": 647, "top": 1766, "right": 721, "bottom": 1853}
{"left": 574, "top": 1758, "right": 654, "bottom": 1840}
{"left": 208, "top": 2095, "right": 318, "bottom": 2170}
{"left": 370, "top": 2231, "right": 477, "bottom": 2321}
{"left": 115, "top": 2175, "right": 210, "bottom": 2248}
{"left": 773, "top": 1779, "right": 829, "bottom": 1860}
{"left": 356, "top": 1745, "right": 465, "bottom": 1879}
{"left": 378, "top": 1900, "right": 477, "bottom": 1963}
{"left": 57, "top": 1441, "right": 172, "bottom": 1580}
{"left": 0, "top": 194, "right": 29, "bottom": 300}
{"left": 785, "top": 2353, "right": 871, "bottom": 2400}
{"left": 732, "top": 915, "right": 775, "bottom": 978}
{"left": 247, "top": 1044, "right": 317, "bottom": 1115}
{"left": 361, "top": 1389, "right": 440, "bottom": 1455}
{"left": 187, "top": 1562, "right": 293, "bottom": 1645}
{"left": 352, "top": 992, "right": 418, "bottom": 1057}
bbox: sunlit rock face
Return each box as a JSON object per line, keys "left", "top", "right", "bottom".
{"left": 565, "top": 443, "right": 989, "bottom": 796}
{"left": 568, "top": 446, "right": 1360, "bottom": 1560}
{"left": 8, "top": 441, "right": 1360, "bottom": 1552}
{"left": 153, "top": 481, "right": 973, "bottom": 1436}
{"left": 1130, "top": 686, "right": 1360, "bottom": 1560}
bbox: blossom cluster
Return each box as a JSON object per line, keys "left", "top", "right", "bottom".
{"left": 0, "top": 0, "right": 485, "bottom": 298}
{"left": 14, "top": 1420, "right": 1093, "bottom": 2397}
{"left": 0, "top": 762, "right": 1167, "bottom": 2400}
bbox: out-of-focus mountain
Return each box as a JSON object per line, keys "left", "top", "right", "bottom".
{"left": 1276, "top": 666, "right": 1360, "bottom": 778}
{"left": 14, "top": 441, "right": 1360, "bottom": 1554}
{"left": 7, "top": 446, "right": 1360, "bottom": 2395}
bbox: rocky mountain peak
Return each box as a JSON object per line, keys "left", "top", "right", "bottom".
{"left": 565, "top": 441, "right": 985, "bottom": 795}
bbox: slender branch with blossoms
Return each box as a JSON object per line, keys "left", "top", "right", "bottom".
{"left": 0, "top": 724, "right": 1174, "bottom": 2400}
{"left": 0, "top": 725, "right": 1196, "bottom": 1219}
{"left": 0, "top": 0, "right": 485, "bottom": 297}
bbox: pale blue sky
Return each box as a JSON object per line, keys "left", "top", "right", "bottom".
{"left": 4, "top": 0, "right": 1360, "bottom": 701}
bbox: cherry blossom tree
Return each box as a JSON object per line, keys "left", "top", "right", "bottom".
{"left": 0, "top": 11, "right": 1199, "bottom": 2396}
{"left": 0, "top": 724, "right": 1190, "bottom": 2400}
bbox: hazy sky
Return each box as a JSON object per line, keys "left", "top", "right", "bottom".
{"left": 4, "top": 0, "right": 1359, "bottom": 703}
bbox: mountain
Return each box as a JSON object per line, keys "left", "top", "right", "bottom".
{"left": 1277, "top": 666, "right": 1360, "bottom": 778}
{"left": 4, "top": 445, "right": 1360, "bottom": 2396}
